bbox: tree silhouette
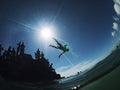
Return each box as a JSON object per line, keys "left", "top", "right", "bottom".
{"left": 0, "top": 42, "right": 61, "bottom": 82}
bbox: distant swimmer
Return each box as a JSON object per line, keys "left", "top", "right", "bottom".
{"left": 49, "top": 38, "right": 69, "bottom": 58}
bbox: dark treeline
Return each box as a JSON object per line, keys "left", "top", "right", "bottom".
{"left": 0, "top": 42, "right": 61, "bottom": 82}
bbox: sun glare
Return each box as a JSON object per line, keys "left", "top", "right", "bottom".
{"left": 35, "top": 23, "right": 58, "bottom": 44}
{"left": 36, "top": 24, "right": 57, "bottom": 43}
{"left": 41, "top": 27, "right": 53, "bottom": 40}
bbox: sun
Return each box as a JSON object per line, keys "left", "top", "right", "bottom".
{"left": 35, "top": 23, "right": 58, "bottom": 44}
{"left": 41, "top": 27, "right": 53, "bottom": 40}
{"left": 36, "top": 24, "right": 57, "bottom": 42}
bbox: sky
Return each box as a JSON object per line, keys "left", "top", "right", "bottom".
{"left": 0, "top": 0, "right": 120, "bottom": 76}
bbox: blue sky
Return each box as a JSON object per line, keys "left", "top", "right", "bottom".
{"left": 0, "top": 0, "right": 120, "bottom": 76}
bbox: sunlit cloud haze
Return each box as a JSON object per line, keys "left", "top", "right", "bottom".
{"left": 113, "top": 22, "right": 119, "bottom": 31}
{"left": 112, "top": 0, "right": 120, "bottom": 37}
{"left": 56, "top": 59, "right": 101, "bottom": 77}
{"left": 112, "top": 31, "right": 116, "bottom": 37}
{"left": 114, "top": 0, "right": 120, "bottom": 15}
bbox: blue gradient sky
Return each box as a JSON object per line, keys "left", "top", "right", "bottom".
{"left": 0, "top": 0, "right": 120, "bottom": 76}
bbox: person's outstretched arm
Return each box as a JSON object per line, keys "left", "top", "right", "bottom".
{"left": 49, "top": 45, "right": 58, "bottom": 49}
